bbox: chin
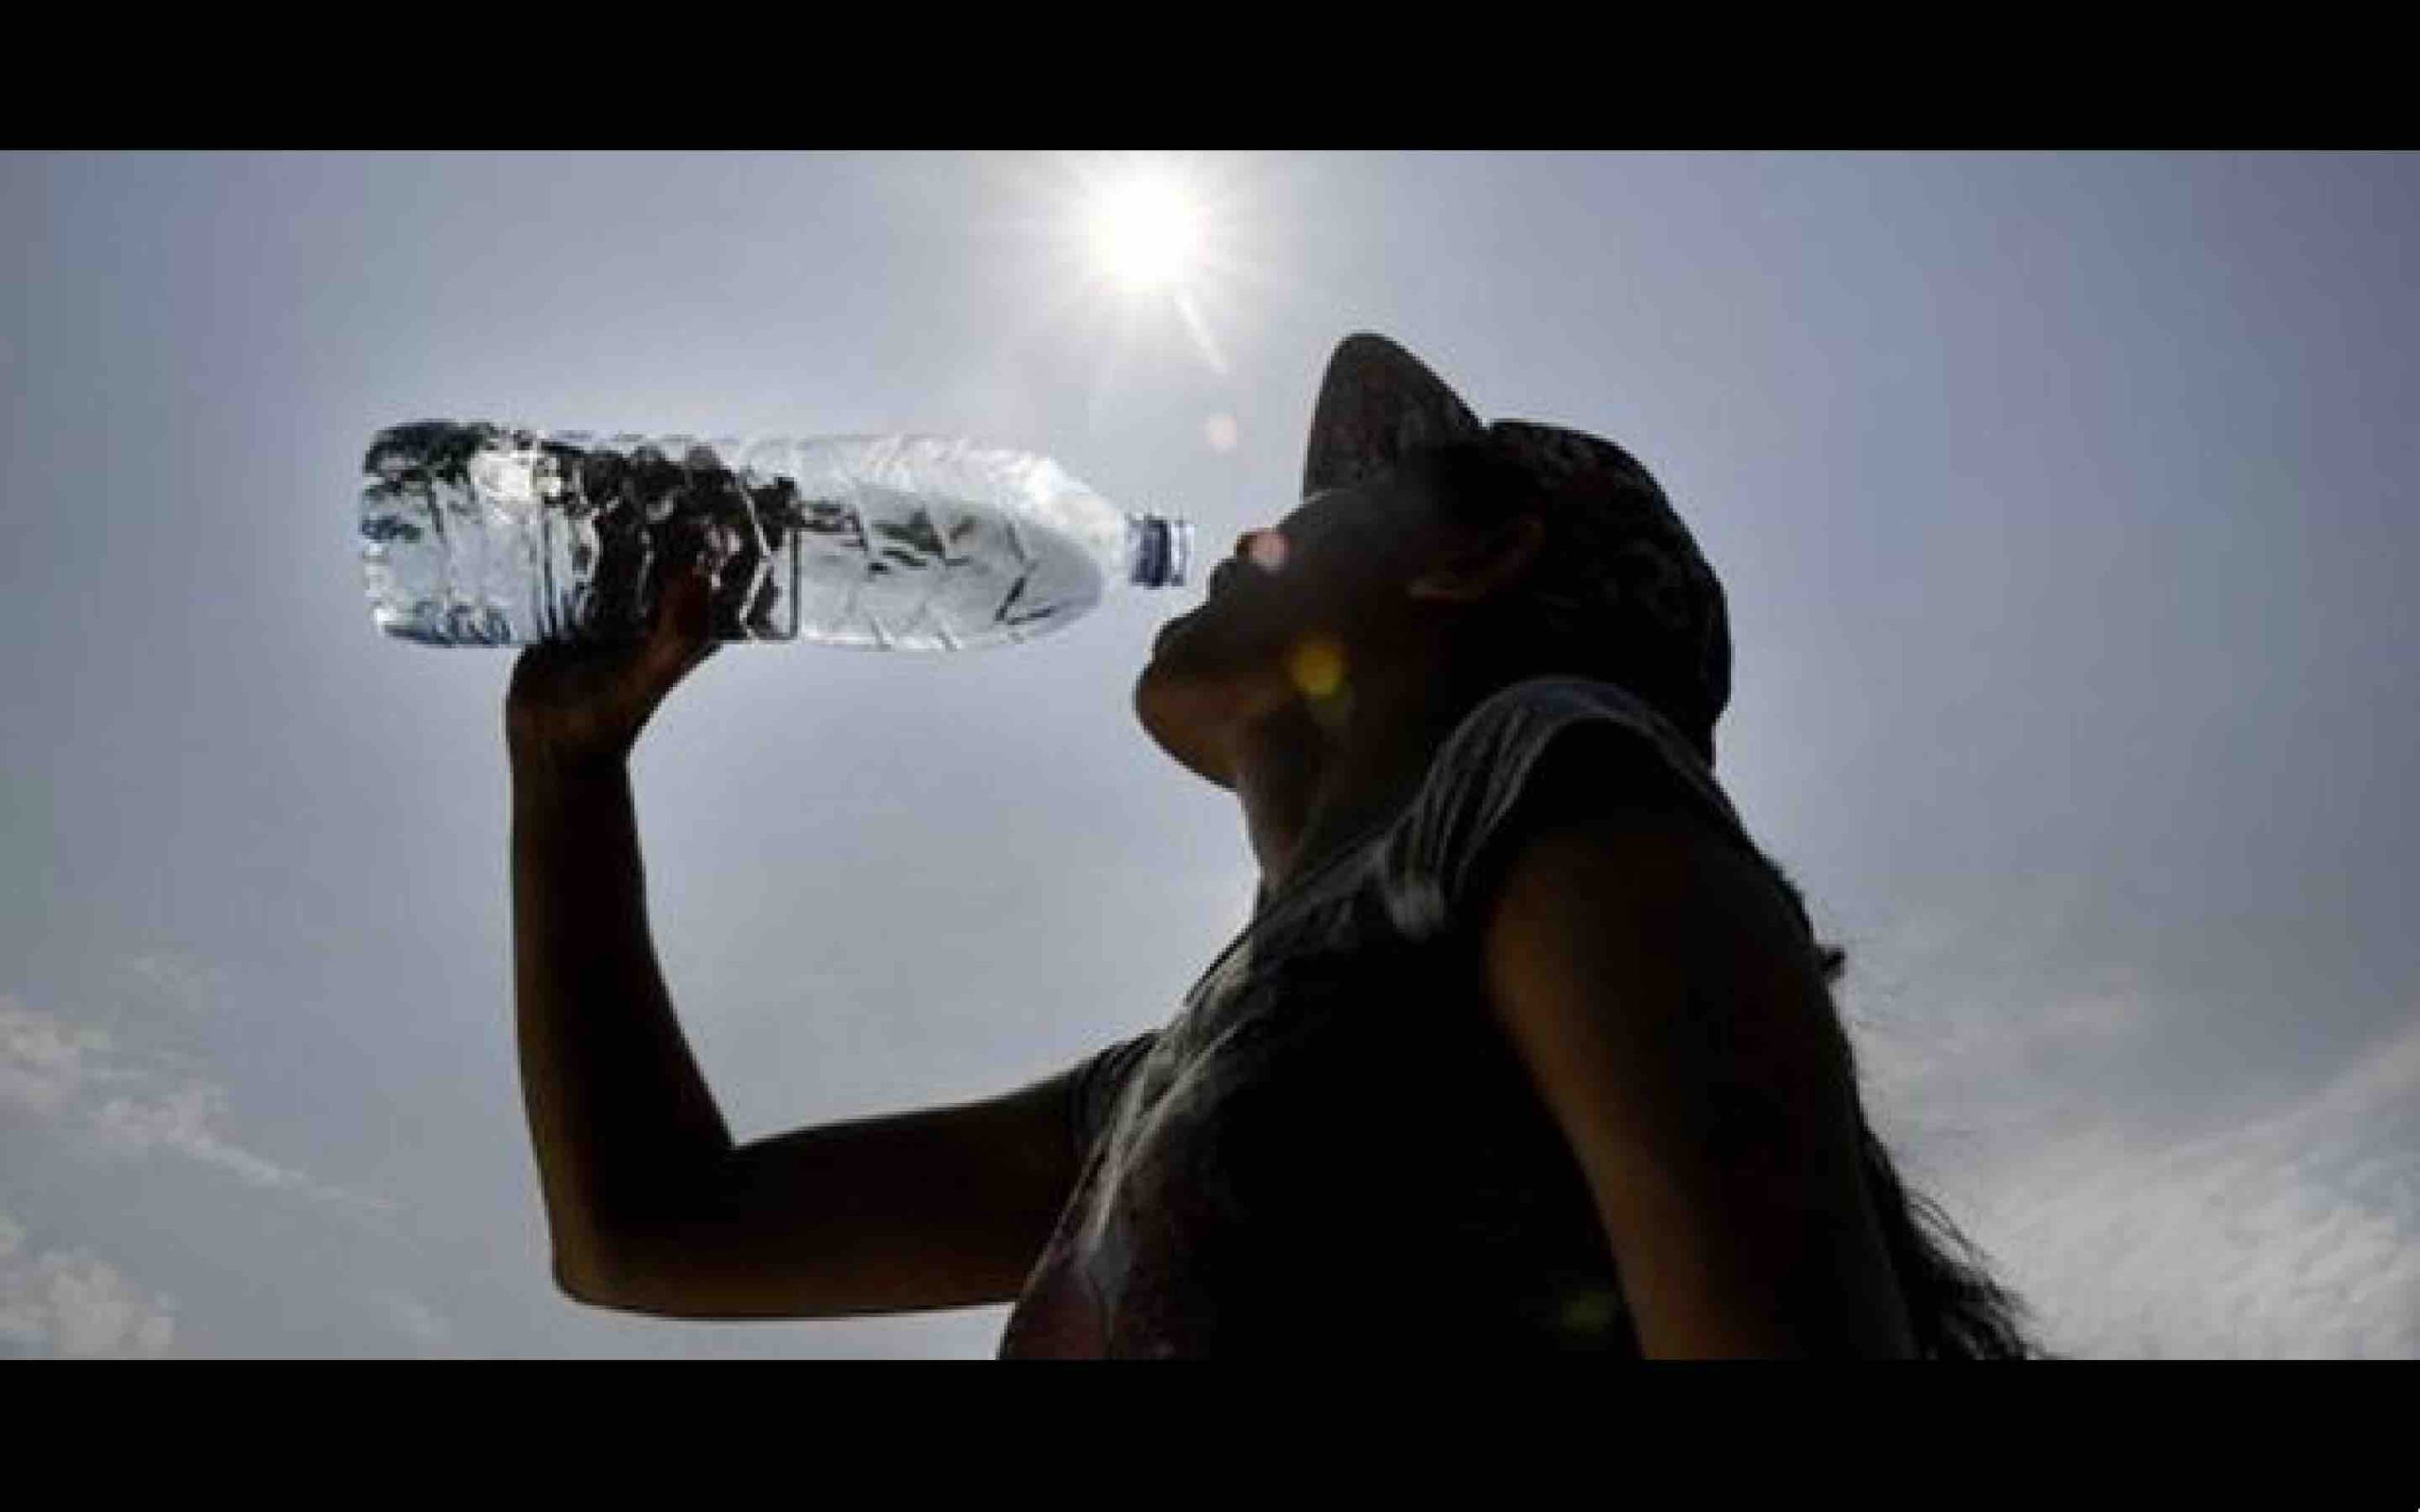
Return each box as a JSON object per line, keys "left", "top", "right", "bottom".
{"left": 1132, "top": 654, "right": 1238, "bottom": 791}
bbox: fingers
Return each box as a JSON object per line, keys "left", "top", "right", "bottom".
{"left": 640, "top": 563, "right": 718, "bottom": 692}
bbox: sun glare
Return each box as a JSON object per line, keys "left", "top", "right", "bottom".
{"left": 1034, "top": 152, "right": 1272, "bottom": 385}
{"left": 1087, "top": 172, "right": 1204, "bottom": 293}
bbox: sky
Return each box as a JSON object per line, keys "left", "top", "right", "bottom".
{"left": 2, "top": 150, "right": 2414, "bottom": 1359}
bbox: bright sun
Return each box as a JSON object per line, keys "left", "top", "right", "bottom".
{"left": 1086, "top": 171, "right": 1204, "bottom": 293}
{"left": 1046, "top": 153, "right": 1248, "bottom": 378}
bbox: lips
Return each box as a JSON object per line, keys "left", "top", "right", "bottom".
{"left": 1153, "top": 558, "right": 1247, "bottom": 652}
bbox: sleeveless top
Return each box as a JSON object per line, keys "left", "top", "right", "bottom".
{"left": 994, "top": 675, "right": 1820, "bottom": 1358}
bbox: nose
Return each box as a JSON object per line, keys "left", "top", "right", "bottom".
{"left": 1236, "top": 527, "right": 1289, "bottom": 573}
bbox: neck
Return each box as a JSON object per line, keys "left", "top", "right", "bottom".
{"left": 1236, "top": 655, "right": 1483, "bottom": 911}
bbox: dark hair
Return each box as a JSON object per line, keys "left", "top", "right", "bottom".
{"left": 1412, "top": 438, "right": 2055, "bottom": 1359}
{"left": 1773, "top": 867, "right": 2056, "bottom": 1359}
{"left": 1409, "top": 440, "right": 1725, "bottom": 765}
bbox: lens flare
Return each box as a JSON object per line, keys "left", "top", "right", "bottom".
{"left": 1288, "top": 635, "right": 1346, "bottom": 699}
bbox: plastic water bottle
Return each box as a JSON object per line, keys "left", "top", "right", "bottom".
{"left": 358, "top": 421, "right": 1195, "bottom": 650}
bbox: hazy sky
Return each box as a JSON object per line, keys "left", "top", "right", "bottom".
{"left": 3, "top": 150, "right": 2412, "bottom": 1358}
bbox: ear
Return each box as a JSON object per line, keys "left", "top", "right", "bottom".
{"left": 1406, "top": 512, "right": 1548, "bottom": 605}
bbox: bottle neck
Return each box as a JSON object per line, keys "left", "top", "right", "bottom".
{"left": 1126, "top": 514, "right": 1194, "bottom": 588}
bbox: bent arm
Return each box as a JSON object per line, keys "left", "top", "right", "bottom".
{"left": 511, "top": 752, "right": 1083, "bottom": 1319}
{"left": 512, "top": 756, "right": 735, "bottom": 1297}
{"left": 572, "top": 1074, "right": 1081, "bottom": 1319}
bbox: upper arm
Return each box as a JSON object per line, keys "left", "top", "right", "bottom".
{"left": 1478, "top": 790, "right": 1914, "bottom": 1358}
{"left": 568, "top": 1062, "right": 1085, "bottom": 1320}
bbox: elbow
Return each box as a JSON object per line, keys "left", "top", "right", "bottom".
{"left": 552, "top": 1249, "right": 619, "bottom": 1310}
{"left": 552, "top": 1225, "right": 716, "bottom": 1319}
{"left": 546, "top": 1182, "right": 712, "bottom": 1314}
{"left": 552, "top": 1244, "right": 659, "bottom": 1315}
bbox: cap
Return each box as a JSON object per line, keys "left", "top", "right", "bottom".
{"left": 1300, "top": 332, "right": 1731, "bottom": 764}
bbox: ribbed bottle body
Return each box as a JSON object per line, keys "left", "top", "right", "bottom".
{"left": 360, "top": 423, "right": 1190, "bottom": 650}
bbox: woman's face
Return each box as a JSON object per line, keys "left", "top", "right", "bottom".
{"left": 1132, "top": 466, "right": 1461, "bottom": 787}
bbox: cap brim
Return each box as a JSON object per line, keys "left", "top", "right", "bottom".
{"left": 1302, "top": 333, "right": 1486, "bottom": 499}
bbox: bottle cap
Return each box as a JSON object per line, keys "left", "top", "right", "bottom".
{"left": 1130, "top": 514, "right": 1193, "bottom": 588}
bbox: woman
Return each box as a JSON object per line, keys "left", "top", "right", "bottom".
{"left": 507, "top": 333, "right": 2047, "bottom": 1358}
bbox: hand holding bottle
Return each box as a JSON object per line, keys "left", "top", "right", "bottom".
{"left": 506, "top": 559, "right": 720, "bottom": 779}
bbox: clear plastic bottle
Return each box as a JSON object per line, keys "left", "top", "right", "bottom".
{"left": 358, "top": 421, "right": 1195, "bottom": 650}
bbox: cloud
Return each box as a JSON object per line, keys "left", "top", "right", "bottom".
{"left": 0, "top": 1210, "right": 178, "bottom": 1359}
{"left": 1832, "top": 879, "right": 2310, "bottom": 1175}
{"left": 0, "top": 1005, "right": 89, "bottom": 1117}
{"left": 1953, "top": 1015, "right": 2420, "bottom": 1358}
{"left": 91, "top": 1083, "right": 308, "bottom": 1191}
{"left": 0, "top": 991, "right": 391, "bottom": 1213}
{"left": 0, "top": 996, "right": 127, "bottom": 1117}
{"left": 4, "top": 981, "right": 431, "bottom": 1356}
{"left": 1824, "top": 894, "right": 2420, "bottom": 1359}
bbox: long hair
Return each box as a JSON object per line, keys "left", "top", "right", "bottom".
{"left": 1417, "top": 439, "right": 2055, "bottom": 1359}
{"left": 1768, "top": 866, "right": 2054, "bottom": 1360}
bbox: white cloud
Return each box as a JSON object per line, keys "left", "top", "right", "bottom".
{"left": 1822, "top": 897, "right": 2420, "bottom": 1359}
{"left": 1957, "top": 1016, "right": 2420, "bottom": 1358}
{"left": 4, "top": 982, "right": 427, "bottom": 1357}
{"left": 0, "top": 990, "right": 391, "bottom": 1211}
{"left": 0, "top": 996, "right": 109, "bottom": 1117}
{"left": 0, "top": 1209, "right": 178, "bottom": 1359}
{"left": 91, "top": 1083, "right": 308, "bottom": 1191}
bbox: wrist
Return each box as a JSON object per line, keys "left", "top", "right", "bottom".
{"left": 510, "top": 741, "right": 631, "bottom": 799}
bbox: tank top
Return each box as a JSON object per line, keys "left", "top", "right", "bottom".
{"left": 995, "top": 674, "right": 1819, "bottom": 1357}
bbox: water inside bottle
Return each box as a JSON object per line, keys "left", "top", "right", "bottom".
{"left": 360, "top": 424, "right": 1111, "bottom": 649}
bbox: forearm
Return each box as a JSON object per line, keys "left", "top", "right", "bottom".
{"left": 511, "top": 755, "right": 734, "bottom": 1288}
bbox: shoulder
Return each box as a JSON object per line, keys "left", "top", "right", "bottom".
{"left": 1474, "top": 724, "right": 1841, "bottom": 1144}
{"left": 1481, "top": 782, "right": 1813, "bottom": 994}
{"left": 1456, "top": 703, "right": 1773, "bottom": 937}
